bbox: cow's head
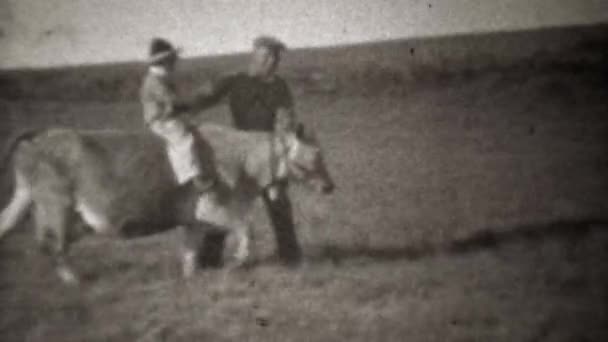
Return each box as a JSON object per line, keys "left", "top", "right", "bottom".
{"left": 276, "top": 123, "right": 335, "bottom": 194}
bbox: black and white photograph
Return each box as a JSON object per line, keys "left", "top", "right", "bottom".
{"left": 1, "top": 0, "right": 608, "bottom": 340}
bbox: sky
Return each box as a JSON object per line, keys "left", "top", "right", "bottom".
{"left": 1, "top": 0, "right": 607, "bottom": 69}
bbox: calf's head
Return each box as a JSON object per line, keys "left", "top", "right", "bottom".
{"left": 277, "top": 124, "right": 335, "bottom": 195}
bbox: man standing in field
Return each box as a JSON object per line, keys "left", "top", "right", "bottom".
{"left": 195, "top": 36, "right": 302, "bottom": 265}
{"left": 140, "top": 38, "right": 219, "bottom": 204}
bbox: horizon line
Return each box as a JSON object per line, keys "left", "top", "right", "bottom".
{"left": 2, "top": 21, "right": 607, "bottom": 73}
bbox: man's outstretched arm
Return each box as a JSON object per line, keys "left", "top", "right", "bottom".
{"left": 190, "top": 74, "right": 236, "bottom": 111}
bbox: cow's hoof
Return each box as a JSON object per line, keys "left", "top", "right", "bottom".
{"left": 57, "top": 267, "right": 80, "bottom": 286}
{"left": 182, "top": 250, "right": 197, "bottom": 279}
{"left": 227, "top": 258, "right": 256, "bottom": 272}
{"left": 279, "top": 257, "right": 304, "bottom": 270}
{"left": 182, "top": 267, "right": 196, "bottom": 279}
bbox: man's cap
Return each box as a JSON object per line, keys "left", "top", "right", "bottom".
{"left": 148, "top": 37, "right": 181, "bottom": 64}
{"left": 253, "top": 36, "right": 287, "bottom": 55}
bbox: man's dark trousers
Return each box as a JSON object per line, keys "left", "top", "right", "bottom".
{"left": 262, "top": 180, "right": 302, "bottom": 265}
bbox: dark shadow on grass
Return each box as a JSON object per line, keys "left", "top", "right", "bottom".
{"left": 313, "top": 242, "right": 438, "bottom": 265}
{"left": 310, "top": 218, "right": 608, "bottom": 265}
{"left": 446, "top": 218, "right": 607, "bottom": 254}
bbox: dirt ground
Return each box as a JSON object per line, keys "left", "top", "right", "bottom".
{"left": 0, "top": 65, "right": 607, "bottom": 341}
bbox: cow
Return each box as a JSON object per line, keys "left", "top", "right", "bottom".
{"left": 0, "top": 123, "right": 334, "bottom": 285}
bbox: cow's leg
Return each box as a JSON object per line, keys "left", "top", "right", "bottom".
{"left": 193, "top": 192, "right": 257, "bottom": 269}
{"left": 182, "top": 248, "right": 197, "bottom": 279}
{"left": 232, "top": 222, "right": 254, "bottom": 268}
{"left": 28, "top": 161, "right": 81, "bottom": 285}
{"left": 181, "top": 238, "right": 199, "bottom": 280}
{"left": 34, "top": 198, "right": 79, "bottom": 285}
{"left": 179, "top": 224, "right": 207, "bottom": 278}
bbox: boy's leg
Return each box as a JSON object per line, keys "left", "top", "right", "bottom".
{"left": 163, "top": 121, "right": 216, "bottom": 192}
{"left": 187, "top": 125, "right": 219, "bottom": 192}
{"left": 154, "top": 120, "right": 220, "bottom": 219}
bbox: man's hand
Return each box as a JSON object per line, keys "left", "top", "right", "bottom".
{"left": 190, "top": 80, "right": 220, "bottom": 111}
{"left": 275, "top": 107, "right": 296, "bottom": 133}
{"left": 191, "top": 74, "right": 236, "bottom": 111}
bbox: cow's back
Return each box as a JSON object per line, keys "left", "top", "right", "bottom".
{"left": 78, "top": 130, "right": 178, "bottom": 224}
{"left": 17, "top": 129, "right": 179, "bottom": 228}
{"left": 14, "top": 125, "right": 271, "bottom": 232}
{"left": 197, "top": 124, "right": 270, "bottom": 186}
{"left": 80, "top": 130, "right": 173, "bottom": 186}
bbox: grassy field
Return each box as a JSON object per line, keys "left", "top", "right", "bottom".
{"left": 1, "top": 25, "right": 608, "bottom": 341}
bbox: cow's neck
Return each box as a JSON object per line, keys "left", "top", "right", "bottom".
{"left": 245, "top": 134, "right": 289, "bottom": 192}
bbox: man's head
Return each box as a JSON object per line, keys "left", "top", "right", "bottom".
{"left": 249, "top": 36, "right": 286, "bottom": 78}
{"left": 148, "top": 37, "right": 180, "bottom": 72}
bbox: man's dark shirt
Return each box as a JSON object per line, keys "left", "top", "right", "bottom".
{"left": 206, "top": 72, "right": 293, "bottom": 132}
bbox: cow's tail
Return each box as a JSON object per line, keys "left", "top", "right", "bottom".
{"left": 0, "top": 130, "right": 40, "bottom": 240}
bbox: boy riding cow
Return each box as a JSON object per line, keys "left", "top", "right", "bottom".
{"left": 142, "top": 36, "right": 307, "bottom": 266}
{"left": 140, "top": 38, "right": 220, "bottom": 207}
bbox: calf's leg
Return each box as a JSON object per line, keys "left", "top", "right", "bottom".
{"left": 34, "top": 199, "right": 80, "bottom": 285}
{"left": 179, "top": 223, "right": 210, "bottom": 278}
{"left": 231, "top": 221, "right": 255, "bottom": 268}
